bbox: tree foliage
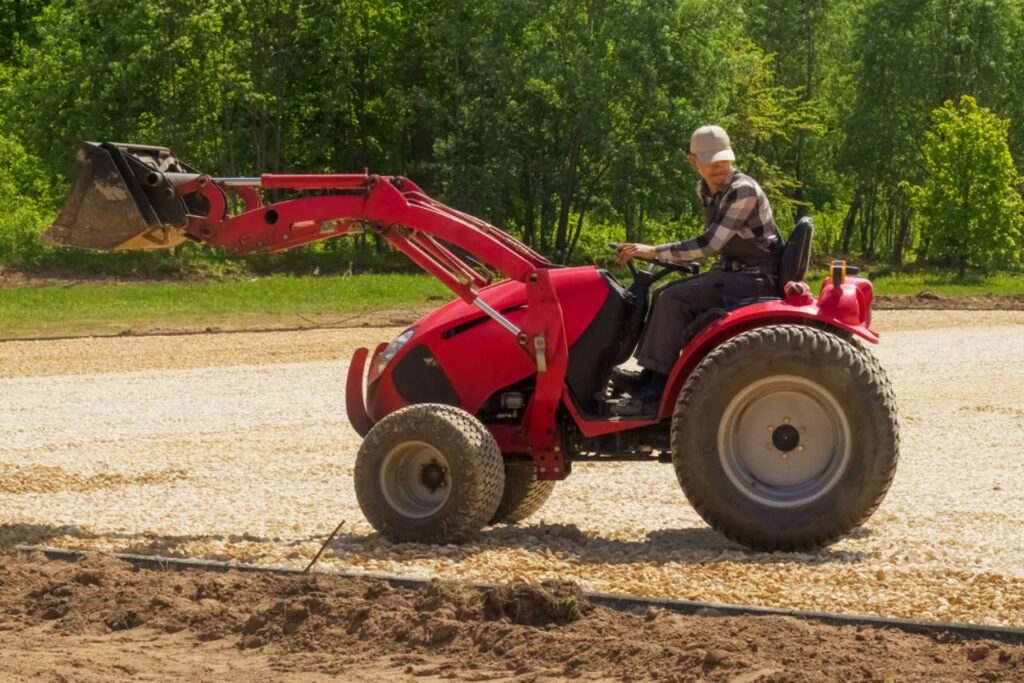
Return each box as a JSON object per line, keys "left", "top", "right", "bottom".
{"left": 911, "top": 96, "right": 1023, "bottom": 275}
{"left": 0, "top": 0, "right": 1022, "bottom": 274}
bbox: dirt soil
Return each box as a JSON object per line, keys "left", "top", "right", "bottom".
{"left": 1, "top": 551, "right": 1021, "bottom": 682}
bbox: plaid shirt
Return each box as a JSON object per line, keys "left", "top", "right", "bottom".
{"left": 654, "top": 169, "right": 780, "bottom": 264}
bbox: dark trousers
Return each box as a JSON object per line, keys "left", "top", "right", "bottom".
{"left": 635, "top": 269, "right": 776, "bottom": 375}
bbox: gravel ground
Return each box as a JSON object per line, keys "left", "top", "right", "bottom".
{"left": 2, "top": 310, "right": 1023, "bottom": 627}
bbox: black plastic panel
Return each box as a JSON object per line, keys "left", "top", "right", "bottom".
{"left": 565, "top": 273, "right": 634, "bottom": 414}
{"left": 391, "top": 345, "right": 460, "bottom": 406}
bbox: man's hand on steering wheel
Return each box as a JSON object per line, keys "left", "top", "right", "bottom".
{"left": 615, "top": 243, "right": 657, "bottom": 265}
{"left": 611, "top": 242, "right": 701, "bottom": 279}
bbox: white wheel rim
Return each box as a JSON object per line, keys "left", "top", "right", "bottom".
{"left": 717, "top": 375, "right": 851, "bottom": 508}
{"left": 379, "top": 441, "right": 452, "bottom": 518}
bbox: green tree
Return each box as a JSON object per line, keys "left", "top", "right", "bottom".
{"left": 911, "top": 95, "right": 1023, "bottom": 276}
{"left": 840, "top": 0, "right": 1024, "bottom": 265}
{"left": 0, "top": 0, "right": 50, "bottom": 64}
{"left": 0, "top": 124, "right": 54, "bottom": 265}
{"left": 716, "top": 38, "right": 825, "bottom": 222}
{"left": 746, "top": 0, "right": 853, "bottom": 216}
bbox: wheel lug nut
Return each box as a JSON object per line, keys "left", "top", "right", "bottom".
{"left": 768, "top": 425, "right": 775, "bottom": 431}
{"left": 798, "top": 445, "right": 805, "bottom": 452}
{"left": 781, "top": 452, "right": 789, "bottom": 460}
{"left": 765, "top": 443, "right": 773, "bottom": 450}
{"left": 784, "top": 417, "right": 790, "bottom": 423}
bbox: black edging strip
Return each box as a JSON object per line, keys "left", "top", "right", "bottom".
{"left": 16, "top": 544, "right": 1024, "bottom": 645}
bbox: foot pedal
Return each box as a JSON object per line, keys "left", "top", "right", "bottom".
{"left": 605, "top": 395, "right": 658, "bottom": 418}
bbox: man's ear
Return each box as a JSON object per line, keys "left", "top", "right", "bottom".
{"left": 687, "top": 153, "right": 699, "bottom": 171}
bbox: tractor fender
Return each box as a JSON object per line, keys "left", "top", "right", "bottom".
{"left": 657, "top": 278, "right": 878, "bottom": 420}
{"left": 346, "top": 347, "right": 373, "bottom": 437}
{"left": 346, "top": 343, "right": 388, "bottom": 437}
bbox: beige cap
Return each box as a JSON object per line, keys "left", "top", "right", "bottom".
{"left": 690, "top": 125, "right": 735, "bottom": 164}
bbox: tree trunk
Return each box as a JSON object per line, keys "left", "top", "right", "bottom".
{"left": 861, "top": 190, "right": 876, "bottom": 257}
{"left": 555, "top": 130, "right": 582, "bottom": 261}
{"left": 540, "top": 186, "right": 555, "bottom": 256}
{"left": 522, "top": 168, "right": 535, "bottom": 248}
{"left": 893, "top": 204, "right": 912, "bottom": 266}
{"left": 565, "top": 207, "right": 589, "bottom": 264}
{"left": 623, "top": 203, "right": 636, "bottom": 244}
{"left": 957, "top": 168, "right": 972, "bottom": 279}
{"left": 840, "top": 192, "right": 861, "bottom": 255}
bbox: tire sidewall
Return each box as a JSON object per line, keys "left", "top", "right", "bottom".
{"left": 673, "top": 326, "right": 897, "bottom": 549}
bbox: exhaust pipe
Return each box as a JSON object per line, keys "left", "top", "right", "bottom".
{"left": 43, "top": 142, "right": 202, "bottom": 251}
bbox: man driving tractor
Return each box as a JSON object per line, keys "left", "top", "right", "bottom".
{"left": 44, "top": 138, "right": 897, "bottom": 551}
{"left": 613, "top": 125, "right": 783, "bottom": 416}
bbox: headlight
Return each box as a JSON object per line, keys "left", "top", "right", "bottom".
{"left": 375, "top": 328, "right": 415, "bottom": 376}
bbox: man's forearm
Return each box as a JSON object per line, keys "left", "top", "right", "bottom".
{"left": 655, "top": 226, "right": 728, "bottom": 263}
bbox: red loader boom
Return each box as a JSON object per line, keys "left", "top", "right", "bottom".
{"left": 45, "top": 141, "right": 576, "bottom": 476}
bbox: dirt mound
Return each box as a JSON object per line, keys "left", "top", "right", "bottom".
{"left": 482, "top": 580, "right": 592, "bottom": 625}
{"left": 2, "top": 551, "right": 1022, "bottom": 681}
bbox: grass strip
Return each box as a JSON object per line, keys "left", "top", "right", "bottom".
{"left": 0, "top": 274, "right": 450, "bottom": 339}
{"left": 861, "top": 271, "right": 1024, "bottom": 297}
{"left": 3, "top": 269, "right": 1024, "bottom": 340}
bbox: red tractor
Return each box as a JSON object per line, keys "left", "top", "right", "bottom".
{"left": 47, "top": 142, "right": 899, "bottom": 551}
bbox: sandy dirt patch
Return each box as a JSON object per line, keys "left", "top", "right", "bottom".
{"left": 1, "top": 551, "right": 1021, "bottom": 682}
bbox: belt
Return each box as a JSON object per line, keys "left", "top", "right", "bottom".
{"left": 717, "top": 257, "right": 777, "bottom": 276}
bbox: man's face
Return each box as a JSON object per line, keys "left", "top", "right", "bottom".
{"left": 688, "top": 154, "right": 733, "bottom": 188}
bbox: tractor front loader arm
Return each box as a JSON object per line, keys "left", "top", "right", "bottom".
{"left": 45, "top": 141, "right": 570, "bottom": 477}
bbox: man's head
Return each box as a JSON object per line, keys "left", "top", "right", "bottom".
{"left": 688, "top": 125, "right": 734, "bottom": 189}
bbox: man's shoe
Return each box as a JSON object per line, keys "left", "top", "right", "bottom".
{"left": 608, "top": 367, "right": 647, "bottom": 396}
{"left": 608, "top": 377, "right": 665, "bottom": 417}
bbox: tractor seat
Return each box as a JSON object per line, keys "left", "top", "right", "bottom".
{"left": 721, "top": 216, "right": 815, "bottom": 310}
{"left": 777, "top": 216, "right": 813, "bottom": 295}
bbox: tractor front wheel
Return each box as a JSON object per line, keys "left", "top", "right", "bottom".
{"left": 671, "top": 325, "right": 899, "bottom": 551}
{"left": 354, "top": 404, "right": 505, "bottom": 544}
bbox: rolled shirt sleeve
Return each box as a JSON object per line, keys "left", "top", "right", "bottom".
{"left": 654, "top": 184, "right": 759, "bottom": 264}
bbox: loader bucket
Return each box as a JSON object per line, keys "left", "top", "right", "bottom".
{"left": 43, "top": 142, "right": 200, "bottom": 251}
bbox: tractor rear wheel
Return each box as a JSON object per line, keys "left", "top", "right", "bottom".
{"left": 490, "top": 463, "right": 556, "bottom": 524}
{"left": 671, "top": 325, "right": 899, "bottom": 551}
{"left": 354, "top": 404, "right": 505, "bottom": 544}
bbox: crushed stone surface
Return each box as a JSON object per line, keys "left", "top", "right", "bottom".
{"left": 1, "top": 310, "right": 1023, "bottom": 627}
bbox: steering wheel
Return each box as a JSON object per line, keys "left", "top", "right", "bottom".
{"left": 609, "top": 242, "right": 699, "bottom": 284}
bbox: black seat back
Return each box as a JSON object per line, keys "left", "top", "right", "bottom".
{"left": 778, "top": 216, "right": 813, "bottom": 294}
